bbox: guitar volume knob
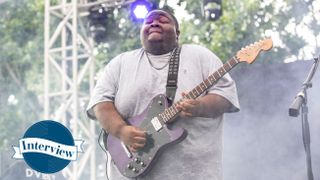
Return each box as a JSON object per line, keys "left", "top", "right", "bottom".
{"left": 132, "top": 168, "right": 139, "bottom": 173}
{"left": 127, "top": 164, "right": 133, "bottom": 169}
{"left": 140, "top": 161, "right": 146, "bottom": 167}
{"left": 134, "top": 157, "right": 141, "bottom": 163}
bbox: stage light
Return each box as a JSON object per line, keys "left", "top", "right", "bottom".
{"left": 203, "top": 0, "right": 222, "bottom": 21}
{"left": 133, "top": 5, "right": 149, "bottom": 19}
{"left": 88, "top": 5, "right": 110, "bottom": 43}
{"left": 130, "top": 0, "right": 154, "bottom": 21}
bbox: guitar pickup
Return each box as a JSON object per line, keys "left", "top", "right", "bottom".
{"left": 151, "top": 117, "right": 162, "bottom": 132}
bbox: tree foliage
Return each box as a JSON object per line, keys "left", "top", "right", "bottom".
{"left": 178, "top": 0, "right": 317, "bottom": 63}
{"left": 94, "top": 0, "right": 320, "bottom": 65}
{"left": 0, "top": 0, "right": 44, "bottom": 149}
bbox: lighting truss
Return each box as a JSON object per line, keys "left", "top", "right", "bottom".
{"left": 44, "top": 0, "right": 134, "bottom": 180}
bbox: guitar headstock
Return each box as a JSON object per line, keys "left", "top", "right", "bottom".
{"left": 236, "top": 38, "right": 273, "bottom": 64}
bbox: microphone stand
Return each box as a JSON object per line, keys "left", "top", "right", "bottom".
{"left": 288, "top": 56, "right": 319, "bottom": 180}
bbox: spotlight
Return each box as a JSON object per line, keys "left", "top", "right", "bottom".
{"left": 203, "top": 0, "right": 222, "bottom": 21}
{"left": 133, "top": 5, "right": 149, "bottom": 19}
{"left": 130, "top": 0, "right": 155, "bottom": 21}
{"left": 88, "top": 5, "right": 109, "bottom": 43}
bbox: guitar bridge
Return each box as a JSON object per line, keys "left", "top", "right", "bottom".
{"left": 151, "top": 117, "right": 162, "bottom": 132}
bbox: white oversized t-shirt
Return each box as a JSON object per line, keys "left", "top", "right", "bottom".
{"left": 87, "top": 44, "right": 240, "bottom": 180}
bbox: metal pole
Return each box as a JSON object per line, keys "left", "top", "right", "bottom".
{"left": 72, "top": 0, "right": 79, "bottom": 179}
{"left": 44, "top": 0, "right": 50, "bottom": 119}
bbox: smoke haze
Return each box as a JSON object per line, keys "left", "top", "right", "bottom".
{"left": 224, "top": 60, "right": 320, "bottom": 180}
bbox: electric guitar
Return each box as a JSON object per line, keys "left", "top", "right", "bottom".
{"left": 103, "top": 38, "right": 273, "bottom": 178}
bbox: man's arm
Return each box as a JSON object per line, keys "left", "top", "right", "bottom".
{"left": 177, "top": 93, "right": 233, "bottom": 119}
{"left": 93, "top": 102, "right": 146, "bottom": 152}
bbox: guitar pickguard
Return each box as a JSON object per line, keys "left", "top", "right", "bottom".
{"left": 106, "top": 94, "right": 186, "bottom": 178}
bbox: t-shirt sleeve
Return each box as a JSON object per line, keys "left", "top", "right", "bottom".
{"left": 86, "top": 56, "right": 121, "bottom": 120}
{"left": 200, "top": 46, "right": 240, "bottom": 113}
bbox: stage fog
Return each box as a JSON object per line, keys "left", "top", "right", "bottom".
{"left": 224, "top": 60, "right": 320, "bottom": 180}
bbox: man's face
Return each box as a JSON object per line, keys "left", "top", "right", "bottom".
{"left": 140, "top": 10, "right": 179, "bottom": 50}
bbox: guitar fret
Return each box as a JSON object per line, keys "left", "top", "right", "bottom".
{"left": 168, "top": 107, "right": 175, "bottom": 117}
{"left": 196, "top": 86, "right": 202, "bottom": 94}
{"left": 188, "top": 91, "right": 196, "bottom": 99}
{"left": 162, "top": 111, "right": 169, "bottom": 121}
{"left": 231, "top": 57, "right": 239, "bottom": 65}
{"left": 192, "top": 89, "right": 198, "bottom": 98}
{"left": 199, "top": 84, "right": 204, "bottom": 92}
{"left": 172, "top": 104, "right": 179, "bottom": 114}
{"left": 218, "top": 67, "right": 225, "bottom": 76}
{"left": 165, "top": 116, "right": 169, "bottom": 123}
{"left": 160, "top": 104, "right": 179, "bottom": 124}
{"left": 165, "top": 110, "right": 171, "bottom": 119}
{"left": 163, "top": 118, "right": 168, "bottom": 123}
{"left": 168, "top": 109, "right": 174, "bottom": 118}
{"left": 208, "top": 75, "right": 215, "bottom": 84}
{"left": 165, "top": 109, "right": 171, "bottom": 119}
{"left": 165, "top": 114, "right": 169, "bottom": 122}
{"left": 161, "top": 112, "right": 165, "bottom": 119}
{"left": 213, "top": 72, "right": 220, "bottom": 80}
{"left": 160, "top": 113, "right": 167, "bottom": 122}
{"left": 223, "top": 63, "right": 230, "bottom": 72}
{"left": 227, "top": 60, "right": 232, "bottom": 69}
{"left": 200, "top": 82, "right": 207, "bottom": 90}
{"left": 217, "top": 69, "right": 221, "bottom": 76}
{"left": 159, "top": 113, "right": 163, "bottom": 120}
{"left": 204, "top": 79, "right": 211, "bottom": 87}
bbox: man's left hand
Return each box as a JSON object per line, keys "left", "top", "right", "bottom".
{"left": 176, "top": 92, "right": 203, "bottom": 118}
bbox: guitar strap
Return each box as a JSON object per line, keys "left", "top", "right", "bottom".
{"left": 166, "top": 46, "right": 181, "bottom": 106}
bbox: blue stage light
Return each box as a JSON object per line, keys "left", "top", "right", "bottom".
{"left": 133, "top": 5, "right": 149, "bottom": 19}
{"left": 130, "top": 0, "right": 153, "bottom": 21}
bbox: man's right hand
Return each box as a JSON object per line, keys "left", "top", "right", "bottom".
{"left": 118, "top": 125, "right": 146, "bottom": 152}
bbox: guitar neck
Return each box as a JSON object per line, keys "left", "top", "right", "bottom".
{"left": 159, "top": 56, "right": 240, "bottom": 124}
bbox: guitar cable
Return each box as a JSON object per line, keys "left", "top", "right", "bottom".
{"left": 98, "top": 128, "right": 110, "bottom": 180}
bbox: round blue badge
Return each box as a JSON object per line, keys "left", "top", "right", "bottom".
{"left": 22, "top": 120, "right": 75, "bottom": 174}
